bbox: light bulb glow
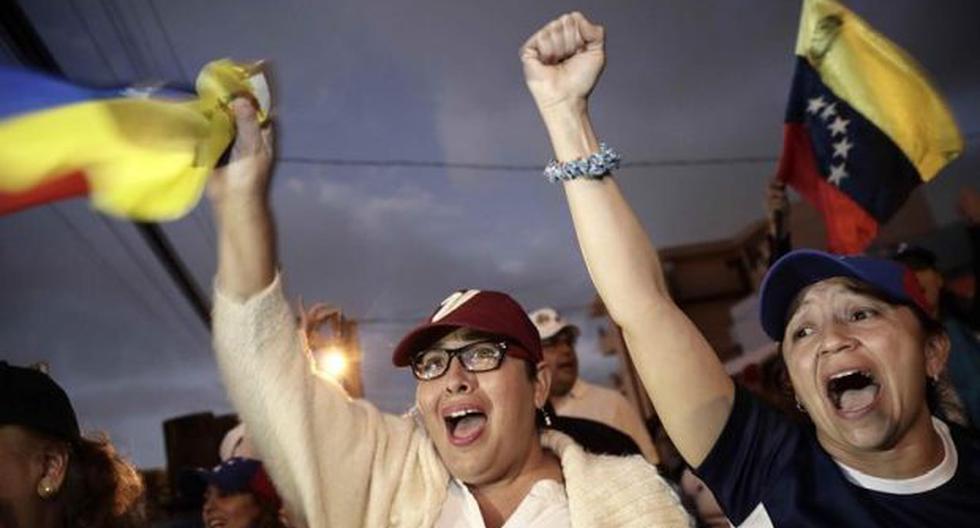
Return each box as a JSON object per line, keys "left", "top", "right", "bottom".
{"left": 317, "top": 347, "right": 348, "bottom": 379}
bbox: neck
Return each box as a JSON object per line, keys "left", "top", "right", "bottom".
{"left": 22, "top": 501, "right": 62, "bottom": 528}
{"left": 469, "top": 436, "right": 563, "bottom": 528}
{"left": 824, "top": 410, "right": 945, "bottom": 479}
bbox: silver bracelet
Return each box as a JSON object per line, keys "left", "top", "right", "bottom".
{"left": 543, "top": 143, "right": 621, "bottom": 183}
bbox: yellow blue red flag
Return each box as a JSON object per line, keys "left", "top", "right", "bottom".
{"left": 0, "top": 59, "right": 269, "bottom": 220}
{"left": 775, "top": 0, "right": 963, "bottom": 254}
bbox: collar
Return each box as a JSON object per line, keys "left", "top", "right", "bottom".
{"left": 835, "top": 417, "right": 958, "bottom": 494}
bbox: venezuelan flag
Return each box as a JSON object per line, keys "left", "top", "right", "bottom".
{"left": 775, "top": 0, "right": 963, "bottom": 254}
{"left": 0, "top": 60, "right": 269, "bottom": 220}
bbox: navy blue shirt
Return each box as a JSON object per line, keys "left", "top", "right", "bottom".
{"left": 696, "top": 387, "right": 980, "bottom": 527}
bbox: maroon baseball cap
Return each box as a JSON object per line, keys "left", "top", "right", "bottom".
{"left": 392, "top": 289, "right": 543, "bottom": 367}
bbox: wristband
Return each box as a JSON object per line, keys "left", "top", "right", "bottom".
{"left": 543, "top": 143, "right": 621, "bottom": 183}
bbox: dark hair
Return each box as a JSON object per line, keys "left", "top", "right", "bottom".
{"left": 252, "top": 502, "right": 289, "bottom": 528}
{"left": 52, "top": 432, "right": 146, "bottom": 528}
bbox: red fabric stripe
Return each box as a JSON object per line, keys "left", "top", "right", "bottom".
{"left": 0, "top": 171, "right": 89, "bottom": 215}
{"left": 776, "top": 123, "right": 878, "bottom": 254}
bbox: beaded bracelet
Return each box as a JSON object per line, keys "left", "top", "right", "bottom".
{"left": 543, "top": 143, "right": 621, "bottom": 183}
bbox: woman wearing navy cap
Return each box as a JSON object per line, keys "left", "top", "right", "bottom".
{"left": 528, "top": 11, "right": 980, "bottom": 527}
{"left": 184, "top": 457, "right": 286, "bottom": 528}
{"left": 0, "top": 361, "right": 145, "bottom": 528}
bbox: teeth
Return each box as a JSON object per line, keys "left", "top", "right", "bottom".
{"left": 447, "top": 409, "right": 480, "bottom": 419}
{"left": 830, "top": 369, "right": 865, "bottom": 381}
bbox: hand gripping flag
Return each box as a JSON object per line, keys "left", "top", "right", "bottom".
{"left": 775, "top": 0, "right": 963, "bottom": 254}
{"left": 0, "top": 60, "right": 269, "bottom": 220}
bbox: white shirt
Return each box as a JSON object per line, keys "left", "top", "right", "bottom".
{"left": 435, "top": 478, "right": 570, "bottom": 528}
{"left": 551, "top": 379, "right": 661, "bottom": 464}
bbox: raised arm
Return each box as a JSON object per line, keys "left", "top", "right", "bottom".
{"left": 522, "top": 13, "right": 734, "bottom": 466}
{"left": 206, "top": 101, "right": 431, "bottom": 526}
{"left": 208, "top": 98, "right": 277, "bottom": 298}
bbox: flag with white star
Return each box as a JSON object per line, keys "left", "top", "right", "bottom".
{"left": 775, "top": 0, "right": 962, "bottom": 254}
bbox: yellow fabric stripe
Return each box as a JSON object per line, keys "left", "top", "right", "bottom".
{"left": 0, "top": 59, "right": 267, "bottom": 220}
{"left": 795, "top": 0, "right": 962, "bottom": 181}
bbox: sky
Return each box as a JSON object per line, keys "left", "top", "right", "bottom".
{"left": 2, "top": 0, "right": 978, "bottom": 467}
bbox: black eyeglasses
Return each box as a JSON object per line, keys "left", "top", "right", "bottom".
{"left": 410, "top": 340, "right": 509, "bottom": 381}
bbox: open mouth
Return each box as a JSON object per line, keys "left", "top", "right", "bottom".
{"left": 826, "top": 369, "right": 880, "bottom": 416}
{"left": 443, "top": 407, "right": 487, "bottom": 446}
{"left": 205, "top": 518, "right": 226, "bottom": 528}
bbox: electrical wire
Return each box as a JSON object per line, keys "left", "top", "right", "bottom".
{"left": 67, "top": 0, "right": 119, "bottom": 80}
{"left": 95, "top": 214, "right": 206, "bottom": 344}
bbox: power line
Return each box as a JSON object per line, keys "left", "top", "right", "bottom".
{"left": 146, "top": 0, "right": 190, "bottom": 81}
{"left": 67, "top": 0, "right": 119, "bottom": 79}
{"left": 95, "top": 214, "right": 204, "bottom": 343}
{"left": 276, "top": 155, "right": 776, "bottom": 172}
{"left": 278, "top": 130, "right": 979, "bottom": 173}
{"left": 48, "top": 204, "right": 162, "bottom": 323}
{"left": 100, "top": 0, "right": 146, "bottom": 77}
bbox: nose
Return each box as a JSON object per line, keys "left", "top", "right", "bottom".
{"left": 819, "top": 320, "right": 856, "bottom": 356}
{"left": 443, "top": 356, "right": 477, "bottom": 394}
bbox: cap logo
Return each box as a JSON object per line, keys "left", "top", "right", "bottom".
{"left": 534, "top": 312, "right": 554, "bottom": 325}
{"left": 431, "top": 289, "right": 481, "bottom": 322}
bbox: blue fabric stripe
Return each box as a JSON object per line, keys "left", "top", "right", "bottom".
{"left": 784, "top": 57, "right": 920, "bottom": 223}
{"left": 0, "top": 66, "right": 193, "bottom": 121}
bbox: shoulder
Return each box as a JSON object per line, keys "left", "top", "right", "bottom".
{"left": 577, "top": 380, "right": 630, "bottom": 405}
{"left": 542, "top": 430, "right": 691, "bottom": 526}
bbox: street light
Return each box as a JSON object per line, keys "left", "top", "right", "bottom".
{"left": 316, "top": 346, "right": 348, "bottom": 379}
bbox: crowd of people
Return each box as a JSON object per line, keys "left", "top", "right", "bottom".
{"left": 4, "top": 10, "right": 979, "bottom": 528}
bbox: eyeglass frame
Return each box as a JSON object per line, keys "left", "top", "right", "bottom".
{"left": 409, "top": 339, "right": 513, "bottom": 381}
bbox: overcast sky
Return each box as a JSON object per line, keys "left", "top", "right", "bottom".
{"left": 2, "top": 0, "right": 978, "bottom": 467}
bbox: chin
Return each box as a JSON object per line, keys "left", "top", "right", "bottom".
{"left": 833, "top": 414, "right": 901, "bottom": 451}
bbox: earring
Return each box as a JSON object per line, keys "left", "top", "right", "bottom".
{"left": 795, "top": 396, "right": 807, "bottom": 414}
{"left": 37, "top": 481, "right": 55, "bottom": 499}
{"left": 539, "top": 406, "right": 554, "bottom": 427}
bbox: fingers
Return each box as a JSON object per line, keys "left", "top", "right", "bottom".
{"left": 571, "top": 12, "right": 605, "bottom": 51}
{"left": 229, "top": 97, "right": 264, "bottom": 156}
{"left": 521, "top": 12, "right": 604, "bottom": 66}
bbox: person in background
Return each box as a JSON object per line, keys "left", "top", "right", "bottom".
{"left": 0, "top": 361, "right": 145, "bottom": 528}
{"left": 184, "top": 457, "right": 286, "bottom": 528}
{"left": 765, "top": 177, "right": 793, "bottom": 268}
{"left": 892, "top": 186, "right": 980, "bottom": 426}
{"left": 530, "top": 10, "right": 980, "bottom": 525}
{"left": 529, "top": 306, "right": 661, "bottom": 464}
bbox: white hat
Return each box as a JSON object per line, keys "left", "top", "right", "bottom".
{"left": 527, "top": 307, "right": 580, "bottom": 341}
{"left": 219, "top": 423, "right": 256, "bottom": 461}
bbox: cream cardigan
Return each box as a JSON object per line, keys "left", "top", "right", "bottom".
{"left": 212, "top": 275, "right": 692, "bottom": 527}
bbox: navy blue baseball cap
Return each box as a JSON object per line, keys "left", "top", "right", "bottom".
{"left": 181, "top": 457, "right": 280, "bottom": 507}
{"left": 759, "top": 249, "right": 930, "bottom": 341}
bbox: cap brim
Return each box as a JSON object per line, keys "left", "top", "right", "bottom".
{"left": 392, "top": 323, "right": 460, "bottom": 367}
{"left": 392, "top": 320, "right": 534, "bottom": 367}
{"left": 760, "top": 250, "right": 881, "bottom": 342}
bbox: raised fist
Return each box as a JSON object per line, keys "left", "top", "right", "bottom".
{"left": 521, "top": 12, "right": 605, "bottom": 112}
{"left": 206, "top": 98, "right": 274, "bottom": 206}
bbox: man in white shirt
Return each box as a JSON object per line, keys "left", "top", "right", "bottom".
{"left": 529, "top": 307, "right": 661, "bottom": 464}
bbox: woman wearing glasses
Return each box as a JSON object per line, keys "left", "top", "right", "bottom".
{"left": 206, "top": 18, "right": 690, "bottom": 528}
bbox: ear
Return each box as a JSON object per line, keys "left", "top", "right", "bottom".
{"left": 38, "top": 440, "right": 71, "bottom": 495}
{"left": 923, "top": 330, "right": 950, "bottom": 381}
{"left": 533, "top": 360, "right": 552, "bottom": 409}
